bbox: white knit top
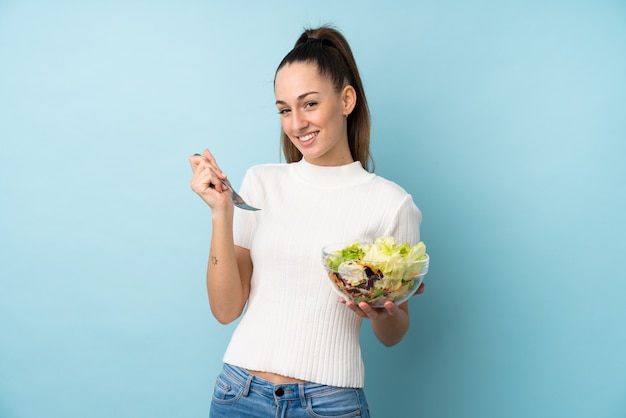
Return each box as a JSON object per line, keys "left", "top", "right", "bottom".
{"left": 223, "top": 159, "right": 422, "bottom": 388}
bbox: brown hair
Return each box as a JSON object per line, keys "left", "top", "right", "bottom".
{"left": 275, "top": 26, "right": 374, "bottom": 171}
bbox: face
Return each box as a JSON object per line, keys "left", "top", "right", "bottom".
{"left": 275, "top": 62, "right": 356, "bottom": 166}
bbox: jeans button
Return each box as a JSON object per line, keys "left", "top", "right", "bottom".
{"left": 275, "top": 387, "right": 284, "bottom": 396}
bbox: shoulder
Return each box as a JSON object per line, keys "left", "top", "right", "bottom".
{"left": 371, "top": 174, "right": 422, "bottom": 219}
{"left": 370, "top": 173, "right": 412, "bottom": 199}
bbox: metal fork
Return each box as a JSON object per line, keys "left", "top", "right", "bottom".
{"left": 223, "top": 178, "right": 260, "bottom": 211}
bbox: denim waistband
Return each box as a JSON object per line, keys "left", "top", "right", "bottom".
{"left": 221, "top": 363, "right": 355, "bottom": 405}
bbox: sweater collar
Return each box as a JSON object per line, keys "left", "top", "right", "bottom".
{"left": 291, "top": 158, "right": 374, "bottom": 188}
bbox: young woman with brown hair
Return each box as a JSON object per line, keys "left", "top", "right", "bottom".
{"left": 190, "top": 26, "right": 423, "bottom": 418}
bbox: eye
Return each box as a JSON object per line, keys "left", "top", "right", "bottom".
{"left": 304, "top": 101, "right": 318, "bottom": 109}
{"left": 277, "top": 108, "right": 291, "bottom": 115}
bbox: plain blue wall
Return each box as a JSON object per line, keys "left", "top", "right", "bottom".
{"left": 1, "top": 1, "right": 625, "bottom": 417}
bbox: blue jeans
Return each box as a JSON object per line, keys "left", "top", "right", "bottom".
{"left": 209, "top": 363, "right": 370, "bottom": 418}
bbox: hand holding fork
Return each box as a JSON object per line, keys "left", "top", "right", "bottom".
{"left": 189, "top": 149, "right": 260, "bottom": 211}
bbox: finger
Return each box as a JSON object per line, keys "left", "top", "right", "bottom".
{"left": 341, "top": 299, "right": 367, "bottom": 318}
{"left": 196, "top": 170, "right": 215, "bottom": 192}
{"left": 199, "top": 149, "right": 228, "bottom": 191}
{"left": 383, "top": 301, "right": 398, "bottom": 315}
{"left": 194, "top": 166, "right": 228, "bottom": 194}
{"left": 189, "top": 153, "right": 204, "bottom": 172}
{"left": 190, "top": 170, "right": 214, "bottom": 194}
{"left": 358, "top": 302, "right": 383, "bottom": 320}
{"left": 202, "top": 149, "right": 226, "bottom": 179}
{"left": 193, "top": 156, "right": 230, "bottom": 192}
{"left": 191, "top": 160, "right": 217, "bottom": 190}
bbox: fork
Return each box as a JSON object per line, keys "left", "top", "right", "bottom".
{"left": 222, "top": 178, "right": 260, "bottom": 211}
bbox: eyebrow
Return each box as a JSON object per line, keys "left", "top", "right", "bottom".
{"left": 275, "top": 91, "right": 319, "bottom": 106}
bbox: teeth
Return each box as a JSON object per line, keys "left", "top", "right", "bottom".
{"left": 299, "top": 132, "right": 317, "bottom": 142}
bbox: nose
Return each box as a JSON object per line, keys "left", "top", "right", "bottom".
{"left": 291, "top": 109, "right": 308, "bottom": 132}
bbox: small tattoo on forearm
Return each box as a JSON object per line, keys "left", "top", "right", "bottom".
{"left": 211, "top": 256, "right": 218, "bottom": 266}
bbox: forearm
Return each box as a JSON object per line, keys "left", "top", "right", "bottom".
{"left": 370, "top": 302, "right": 410, "bottom": 347}
{"left": 206, "top": 211, "right": 248, "bottom": 324}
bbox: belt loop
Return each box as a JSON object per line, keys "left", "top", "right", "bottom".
{"left": 298, "top": 383, "right": 307, "bottom": 409}
{"left": 242, "top": 372, "right": 253, "bottom": 397}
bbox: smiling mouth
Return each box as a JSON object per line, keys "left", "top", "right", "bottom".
{"left": 297, "top": 131, "right": 319, "bottom": 143}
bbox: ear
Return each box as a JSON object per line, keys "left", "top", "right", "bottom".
{"left": 341, "top": 85, "right": 357, "bottom": 116}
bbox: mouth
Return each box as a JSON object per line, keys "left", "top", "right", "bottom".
{"left": 297, "top": 131, "right": 319, "bottom": 144}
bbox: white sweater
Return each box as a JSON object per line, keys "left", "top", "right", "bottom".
{"left": 223, "top": 159, "right": 422, "bottom": 388}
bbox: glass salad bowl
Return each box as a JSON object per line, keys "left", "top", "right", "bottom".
{"left": 322, "top": 237, "right": 429, "bottom": 308}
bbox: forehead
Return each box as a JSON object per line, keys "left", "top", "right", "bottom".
{"left": 274, "top": 62, "right": 334, "bottom": 100}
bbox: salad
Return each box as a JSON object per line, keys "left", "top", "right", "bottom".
{"left": 323, "top": 237, "right": 429, "bottom": 307}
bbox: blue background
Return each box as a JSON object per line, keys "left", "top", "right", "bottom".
{"left": 1, "top": 1, "right": 625, "bottom": 417}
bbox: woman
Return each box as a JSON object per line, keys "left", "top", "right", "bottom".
{"left": 190, "top": 26, "right": 423, "bottom": 418}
